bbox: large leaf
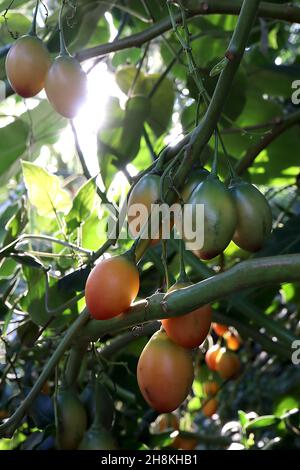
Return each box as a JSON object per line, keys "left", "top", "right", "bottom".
{"left": 115, "top": 66, "right": 175, "bottom": 136}
{"left": 249, "top": 127, "right": 300, "bottom": 185}
{"left": 0, "top": 12, "right": 31, "bottom": 43}
{"left": 22, "top": 161, "right": 72, "bottom": 216}
{"left": 0, "top": 100, "right": 67, "bottom": 181}
{"left": 98, "top": 96, "right": 151, "bottom": 183}
{"left": 46, "top": 0, "right": 108, "bottom": 53}
{"left": 245, "top": 415, "right": 280, "bottom": 430}
{"left": 0, "top": 120, "right": 29, "bottom": 176}
{"left": 82, "top": 209, "right": 107, "bottom": 250}
{"left": 3, "top": 199, "right": 28, "bottom": 245}
{"left": 0, "top": 0, "right": 29, "bottom": 14}
{"left": 21, "top": 266, "right": 77, "bottom": 327}
{"left": 246, "top": 64, "right": 299, "bottom": 98}
{"left": 144, "top": 74, "right": 175, "bottom": 136}
{"left": 65, "top": 177, "right": 97, "bottom": 233}
{"left": 115, "top": 65, "right": 147, "bottom": 95}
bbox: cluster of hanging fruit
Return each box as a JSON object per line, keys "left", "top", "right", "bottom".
{"left": 127, "top": 162, "right": 273, "bottom": 258}
{"left": 136, "top": 310, "right": 242, "bottom": 414}
{"left": 55, "top": 380, "right": 118, "bottom": 450}
{"left": 84, "top": 160, "right": 270, "bottom": 415}
{"left": 197, "top": 323, "right": 242, "bottom": 417}
{"left": 5, "top": 1, "right": 87, "bottom": 119}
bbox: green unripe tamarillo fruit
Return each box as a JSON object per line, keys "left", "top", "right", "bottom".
{"left": 78, "top": 425, "right": 118, "bottom": 450}
{"left": 181, "top": 168, "right": 210, "bottom": 202}
{"left": 5, "top": 35, "right": 51, "bottom": 98}
{"left": 80, "top": 383, "right": 115, "bottom": 429}
{"left": 229, "top": 180, "right": 272, "bottom": 252}
{"left": 56, "top": 389, "right": 87, "bottom": 450}
{"left": 185, "top": 175, "right": 237, "bottom": 259}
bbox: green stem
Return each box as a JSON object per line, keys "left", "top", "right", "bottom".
{"left": 179, "top": 244, "right": 297, "bottom": 346}
{"left": 161, "top": 240, "right": 170, "bottom": 290}
{"left": 79, "top": 254, "right": 300, "bottom": 345}
{"left": 28, "top": 0, "right": 39, "bottom": 37}
{"left": 211, "top": 129, "right": 218, "bottom": 176}
{"left": 0, "top": 309, "right": 90, "bottom": 438}
{"left": 217, "top": 126, "right": 236, "bottom": 180}
{"left": 103, "top": 375, "right": 136, "bottom": 404}
{"left": 59, "top": 0, "right": 69, "bottom": 57}
{"left": 3, "top": 254, "right": 299, "bottom": 436}
{"left": 64, "top": 345, "right": 87, "bottom": 388}
{"left": 99, "top": 322, "right": 159, "bottom": 359}
{"left": 0, "top": 234, "right": 91, "bottom": 260}
{"left": 178, "top": 238, "right": 189, "bottom": 283}
{"left": 164, "top": 0, "right": 261, "bottom": 202}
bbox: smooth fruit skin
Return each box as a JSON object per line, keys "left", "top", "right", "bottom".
{"left": 137, "top": 330, "right": 194, "bottom": 413}
{"left": 212, "top": 323, "right": 229, "bottom": 337}
{"left": 56, "top": 389, "right": 87, "bottom": 450}
{"left": 202, "top": 398, "right": 218, "bottom": 418}
{"left": 205, "top": 344, "right": 221, "bottom": 371}
{"left": 128, "top": 173, "right": 170, "bottom": 243}
{"left": 216, "top": 350, "right": 241, "bottom": 380}
{"left": 5, "top": 35, "right": 50, "bottom": 98}
{"left": 128, "top": 174, "right": 160, "bottom": 234}
{"left": 203, "top": 381, "right": 219, "bottom": 396}
{"left": 162, "top": 282, "right": 212, "bottom": 349}
{"left": 224, "top": 332, "right": 241, "bottom": 351}
{"left": 85, "top": 256, "right": 139, "bottom": 320}
{"left": 45, "top": 55, "right": 87, "bottom": 118}
{"left": 78, "top": 426, "right": 118, "bottom": 450}
{"left": 229, "top": 180, "right": 272, "bottom": 252}
{"left": 186, "top": 176, "right": 237, "bottom": 259}
{"left": 181, "top": 169, "right": 209, "bottom": 202}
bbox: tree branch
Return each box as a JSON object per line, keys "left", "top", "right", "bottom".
{"left": 76, "top": 1, "right": 300, "bottom": 62}
{"left": 183, "top": 0, "right": 300, "bottom": 24}
{"left": 99, "top": 321, "right": 160, "bottom": 358}
{"left": 165, "top": 0, "right": 262, "bottom": 188}
{"left": 80, "top": 254, "right": 300, "bottom": 343}
{"left": 1, "top": 254, "right": 299, "bottom": 437}
{"left": 0, "top": 310, "right": 90, "bottom": 437}
{"left": 235, "top": 109, "right": 300, "bottom": 175}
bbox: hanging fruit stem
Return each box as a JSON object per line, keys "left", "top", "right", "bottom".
{"left": 218, "top": 128, "right": 237, "bottom": 181}
{"left": 162, "top": 240, "right": 170, "bottom": 290}
{"left": 211, "top": 129, "right": 219, "bottom": 176}
{"left": 178, "top": 239, "right": 189, "bottom": 284}
{"left": 28, "top": 0, "right": 39, "bottom": 36}
{"left": 91, "top": 373, "right": 101, "bottom": 429}
{"left": 59, "top": 0, "right": 70, "bottom": 57}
